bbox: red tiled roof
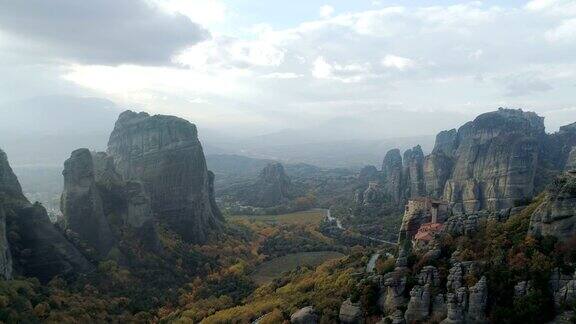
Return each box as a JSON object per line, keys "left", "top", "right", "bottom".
{"left": 413, "top": 222, "right": 444, "bottom": 242}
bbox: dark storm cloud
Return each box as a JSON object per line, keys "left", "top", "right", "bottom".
{"left": 0, "top": 0, "right": 209, "bottom": 65}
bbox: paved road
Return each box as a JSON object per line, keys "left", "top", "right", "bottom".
{"left": 324, "top": 208, "right": 397, "bottom": 246}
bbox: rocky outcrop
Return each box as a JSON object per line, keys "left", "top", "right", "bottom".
{"left": 554, "top": 270, "right": 576, "bottom": 309}
{"left": 10, "top": 203, "right": 94, "bottom": 282}
{"left": 107, "top": 111, "right": 222, "bottom": 243}
{"left": 529, "top": 172, "right": 576, "bottom": 241}
{"left": 359, "top": 165, "right": 379, "bottom": 184}
{"left": 339, "top": 298, "right": 364, "bottom": 324}
{"left": 467, "top": 276, "right": 488, "bottom": 323}
{"left": 1, "top": 148, "right": 93, "bottom": 282}
{"left": 0, "top": 149, "right": 27, "bottom": 203}
{"left": 441, "top": 109, "right": 545, "bottom": 213}
{"left": 0, "top": 205, "right": 12, "bottom": 280}
{"left": 382, "top": 149, "right": 403, "bottom": 204}
{"left": 424, "top": 130, "right": 457, "bottom": 199}
{"left": 441, "top": 288, "right": 467, "bottom": 324}
{"left": 566, "top": 147, "right": 576, "bottom": 172}
{"left": 246, "top": 162, "right": 292, "bottom": 207}
{"left": 61, "top": 149, "right": 116, "bottom": 257}
{"left": 290, "top": 306, "right": 318, "bottom": 324}
{"left": 403, "top": 145, "right": 426, "bottom": 199}
{"left": 383, "top": 273, "right": 408, "bottom": 313}
{"left": 361, "top": 182, "right": 385, "bottom": 208}
{"left": 405, "top": 284, "right": 431, "bottom": 322}
{"left": 61, "top": 149, "right": 160, "bottom": 255}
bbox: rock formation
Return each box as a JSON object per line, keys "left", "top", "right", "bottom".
{"left": 246, "top": 162, "right": 292, "bottom": 207}
{"left": 107, "top": 110, "right": 222, "bottom": 243}
{"left": 361, "top": 182, "right": 385, "bottom": 208}
{"left": 61, "top": 149, "right": 116, "bottom": 257}
{"left": 405, "top": 284, "right": 431, "bottom": 322}
{"left": 1, "top": 148, "right": 93, "bottom": 282}
{"left": 0, "top": 204, "right": 12, "bottom": 280}
{"left": 467, "top": 276, "right": 488, "bottom": 323}
{"left": 441, "top": 108, "right": 544, "bottom": 213}
{"left": 529, "top": 171, "right": 576, "bottom": 241}
{"left": 290, "top": 306, "right": 318, "bottom": 324}
{"left": 382, "top": 149, "right": 403, "bottom": 204}
{"left": 11, "top": 203, "right": 94, "bottom": 282}
{"left": 403, "top": 145, "right": 426, "bottom": 199}
{"left": 359, "top": 165, "right": 379, "bottom": 184}
{"left": 381, "top": 108, "right": 576, "bottom": 215}
{"left": 339, "top": 298, "right": 364, "bottom": 324}
{"left": 61, "top": 148, "right": 160, "bottom": 256}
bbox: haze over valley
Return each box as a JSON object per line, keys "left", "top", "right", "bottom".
{"left": 1, "top": 1, "right": 576, "bottom": 323}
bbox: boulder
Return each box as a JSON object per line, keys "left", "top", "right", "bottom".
{"left": 290, "top": 306, "right": 318, "bottom": 324}
{"left": 339, "top": 298, "right": 364, "bottom": 324}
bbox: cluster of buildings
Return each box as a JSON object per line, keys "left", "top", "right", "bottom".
{"left": 401, "top": 197, "right": 449, "bottom": 247}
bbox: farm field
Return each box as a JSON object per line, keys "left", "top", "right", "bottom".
{"left": 251, "top": 251, "right": 346, "bottom": 285}
{"left": 227, "top": 209, "right": 327, "bottom": 225}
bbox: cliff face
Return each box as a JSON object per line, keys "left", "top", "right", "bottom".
{"left": 107, "top": 111, "right": 222, "bottom": 243}
{"left": 380, "top": 109, "right": 574, "bottom": 214}
{"left": 0, "top": 204, "right": 12, "bottom": 280}
{"left": 529, "top": 170, "right": 576, "bottom": 241}
{"left": 62, "top": 149, "right": 116, "bottom": 257}
{"left": 1, "top": 148, "right": 93, "bottom": 282}
{"left": 441, "top": 109, "right": 544, "bottom": 213}
{"left": 61, "top": 148, "right": 161, "bottom": 256}
{"left": 403, "top": 145, "right": 426, "bottom": 199}
{"left": 382, "top": 149, "right": 403, "bottom": 204}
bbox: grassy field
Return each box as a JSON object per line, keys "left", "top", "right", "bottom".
{"left": 251, "top": 251, "right": 345, "bottom": 285}
{"left": 228, "top": 209, "right": 327, "bottom": 225}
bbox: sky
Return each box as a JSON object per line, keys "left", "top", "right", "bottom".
{"left": 0, "top": 0, "right": 575, "bottom": 138}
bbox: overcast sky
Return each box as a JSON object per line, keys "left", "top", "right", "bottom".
{"left": 0, "top": 0, "right": 575, "bottom": 138}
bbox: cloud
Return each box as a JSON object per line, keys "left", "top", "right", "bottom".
{"left": 312, "top": 57, "right": 372, "bottom": 83}
{"left": 320, "top": 5, "right": 335, "bottom": 18}
{"left": 260, "top": 72, "right": 302, "bottom": 79}
{"left": 154, "top": 0, "right": 226, "bottom": 27}
{"left": 0, "top": 0, "right": 208, "bottom": 65}
{"left": 546, "top": 18, "right": 576, "bottom": 42}
{"left": 3, "top": 1, "right": 576, "bottom": 136}
{"left": 381, "top": 55, "right": 416, "bottom": 71}
{"left": 525, "top": 0, "right": 576, "bottom": 16}
{"left": 175, "top": 38, "right": 285, "bottom": 69}
{"left": 501, "top": 72, "right": 553, "bottom": 97}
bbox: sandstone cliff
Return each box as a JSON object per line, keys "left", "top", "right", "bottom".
{"left": 1, "top": 148, "right": 93, "bottom": 282}
{"left": 61, "top": 149, "right": 116, "bottom": 257}
{"left": 61, "top": 148, "right": 160, "bottom": 258}
{"left": 379, "top": 108, "right": 575, "bottom": 214}
{"left": 529, "top": 171, "right": 576, "bottom": 241}
{"left": 107, "top": 111, "right": 222, "bottom": 243}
